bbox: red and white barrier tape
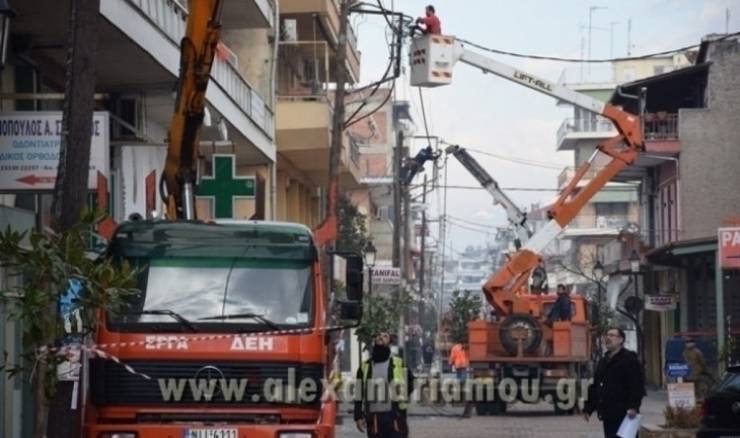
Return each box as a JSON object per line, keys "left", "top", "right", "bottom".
{"left": 40, "top": 324, "right": 345, "bottom": 355}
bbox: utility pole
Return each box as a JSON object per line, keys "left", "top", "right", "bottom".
{"left": 401, "top": 143, "right": 411, "bottom": 358}
{"left": 587, "top": 5, "right": 606, "bottom": 76}
{"left": 393, "top": 130, "right": 403, "bottom": 268}
{"left": 610, "top": 21, "right": 619, "bottom": 58}
{"left": 47, "top": 1, "right": 101, "bottom": 437}
{"left": 418, "top": 175, "right": 427, "bottom": 328}
{"left": 327, "top": 0, "right": 350, "bottom": 226}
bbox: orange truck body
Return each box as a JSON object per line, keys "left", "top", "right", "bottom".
{"left": 84, "top": 221, "right": 339, "bottom": 438}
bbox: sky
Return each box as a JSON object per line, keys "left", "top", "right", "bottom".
{"left": 353, "top": 0, "right": 740, "bottom": 254}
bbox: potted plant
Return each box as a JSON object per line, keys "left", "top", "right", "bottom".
{"left": 640, "top": 405, "right": 702, "bottom": 438}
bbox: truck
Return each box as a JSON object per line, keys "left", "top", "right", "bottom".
{"left": 84, "top": 1, "right": 361, "bottom": 437}
{"left": 410, "top": 34, "right": 644, "bottom": 415}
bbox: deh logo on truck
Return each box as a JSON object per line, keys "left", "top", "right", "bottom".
{"left": 230, "top": 336, "right": 274, "bottom": 351}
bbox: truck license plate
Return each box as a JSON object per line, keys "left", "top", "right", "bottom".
{"left": 184, "top": 429, "right": 237, "bottom": 438}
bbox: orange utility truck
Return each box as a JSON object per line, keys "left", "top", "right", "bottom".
{"left": 84, "top": 1, "right": 361, "bottom": 437}
{"left": 410, "top": 34, "right": 644, "bottom": 415}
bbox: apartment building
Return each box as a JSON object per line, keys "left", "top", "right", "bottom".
{"left": 0, "top": 1, "right": 277, "bottom": 435}
{"left": 609, "top": 35, "right": 740, "bottom": 386}
{"left": 274, "top": 0, "right": 363, "bottom": 227}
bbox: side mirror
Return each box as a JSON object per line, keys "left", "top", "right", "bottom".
{"left": 339, "top": 301, "right": 362, "bottom": 321}
{"left": 345, "top": 254, "right": 364, "bottom": 302}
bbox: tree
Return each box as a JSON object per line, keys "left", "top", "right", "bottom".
{"left": 0, "top": 212, "right": 138, "bottom": 438}
{"left": 355, "top": 290, "right": 413, "bottom": 347}
{"left": 337, "top": 195, "right": 368, "bottom": 254}
{"left": 446, "top": 290, "right": 482, "bottom": 345}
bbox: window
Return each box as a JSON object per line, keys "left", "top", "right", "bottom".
{"left": 594, "top": 202, "right": 629, "bottom": 216}
{"left": 109, "top": 258, "right": 314, "bottom": 331}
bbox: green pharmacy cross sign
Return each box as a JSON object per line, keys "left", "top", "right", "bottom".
{"left": 197, "top": 154, "right": 255, "bottom": 218}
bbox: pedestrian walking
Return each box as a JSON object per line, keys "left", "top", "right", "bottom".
{"left": 422, "top": 334, "right": 434, "bottom": 372}
{"left": 584, "top": 327, "right": 645, "bottom": 438}
{"left": 448, "top": 342, "right": 472, "bottom": 417}
{"left": 354, "top": 332, "right": 415, "bottom": 438}
{"left": 683, "top": 337, "right": 716, "bottom": 401}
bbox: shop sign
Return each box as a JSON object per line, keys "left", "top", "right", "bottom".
{"left": 0, "top": 112, "right": 109, "bottom": 191}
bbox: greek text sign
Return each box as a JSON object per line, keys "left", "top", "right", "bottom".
{"left": 0, "top": 112, "right": 110, "bottom": 190}
{"left": 719, "top": 227, "right": 740, "bottom": 269}
{"left": 645, "top": 294, "right": 676, "bottom": 312}
{"left": 372, "top": 267, "right": 401, "bottom": 285}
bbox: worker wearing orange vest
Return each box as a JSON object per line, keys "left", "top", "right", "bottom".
{"left": 448, "top": 342, "right": 472, "bottom": 417}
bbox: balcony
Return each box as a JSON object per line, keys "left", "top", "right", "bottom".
{"left": 556, "top": 117, "right": 617, "bottom": 150}
{"left": 562, "top": 214, "right": 630, "bottom": 238}
{"left": 279, "top": 0, "right": 361, "bottom": 82}
{"left": 116, "top": 0, "right": 274, "bottom": 135}
{"left": 557, "top": 166, "right": 601, "bottom": 190}
{"left": 276, "top": 98, "right": 362, "bottom": 187}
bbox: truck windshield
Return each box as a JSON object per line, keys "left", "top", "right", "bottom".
{"left": 109, "top": 258, "right": 313, "bottom": 330}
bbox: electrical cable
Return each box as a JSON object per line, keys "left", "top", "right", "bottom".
{"left": 458, "top": 146, "right": 565, "bottom": 170}
{"left": 457, "top": 30, "right": 740, "bottom": 63}
{"left": 418, "top": 88, "right": 433, "bottom": 151}
{"left": 345, "top": 81, "right": 396, "bottom": 128}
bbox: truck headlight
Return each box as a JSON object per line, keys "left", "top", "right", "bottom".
{"left": 279, "top": 433, "right": 313, "bottom": 438}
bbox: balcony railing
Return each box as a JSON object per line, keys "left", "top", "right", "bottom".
{"left": 127, "top": 0, "right": 274, "bottom": 136}
{"left": 569, "top": 214, "right": 630, "bottom": 230}
{"left": 557, "top": 166, "right": 601, "bottom": 189}
{"left": 644, "top": 112, "right": 678, "bottom": 140}
{"left": 556, "top": 116, "right": 617, "bottom": 146}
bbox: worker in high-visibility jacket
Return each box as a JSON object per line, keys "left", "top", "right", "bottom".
{"left": 354, "top": 331, "right": 415, "bottom": 438}
{"left": 449, "top": 342, "right": 472, "bottom": 417}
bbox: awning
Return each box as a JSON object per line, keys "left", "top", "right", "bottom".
{"left": 646, "top": 237, "right": 717, "bottom": 267}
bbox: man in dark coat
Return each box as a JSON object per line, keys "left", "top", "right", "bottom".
{"left": 547, "top": 284, "right": 572, "bottom": 322}
{"left": 584, "top": 327, "right": 645, "bottom": 437}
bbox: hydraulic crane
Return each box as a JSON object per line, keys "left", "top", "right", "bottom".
{"left": 411, "top": 34, "right": 644, "bottom": 414}
{"left": 445, "top": 144, "right": 532, "bottom": 249}
{"left": 161, "top": 0, "right": 223, "bottom": 220}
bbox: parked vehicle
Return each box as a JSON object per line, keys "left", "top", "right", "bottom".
{"left": 698, "top": 365, "right": 740, "bottom": 437}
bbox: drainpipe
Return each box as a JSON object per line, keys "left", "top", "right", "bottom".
{"left": 269, "top": 0, "right": 279, "bottom": 219}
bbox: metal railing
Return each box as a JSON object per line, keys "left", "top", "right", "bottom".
{"left": 557, "top": 116, "right": 617, "bottom": 145}
{"left": 126, "top": 0, "right": 274, "bottom": 136}
{"left": 557, "top": 166, "right": 601, "bottom": 189}
{"left": 644, "top": 113, "right": 679, "bottom": 140}
{"left": 276, "top": 41, "right": 331, "bottom": 99}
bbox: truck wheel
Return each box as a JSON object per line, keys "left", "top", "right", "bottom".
{"left": 475, "top": 402, "right": 490, "bottom": 416}
{"left": 499, "top": 315, "right": 542, "bottom": 356}
{"left": 490, "top": 400, "right": 507, "bottom": 415}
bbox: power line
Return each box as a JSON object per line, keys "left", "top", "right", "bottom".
{"left": 429, "top": 184, "right": 639, "bottom": 192}
{"left": 462, "top": 147, "right": 566, "bottom": 170}
{"left": 457, "top": 30, "right": 740, "bottom": 63}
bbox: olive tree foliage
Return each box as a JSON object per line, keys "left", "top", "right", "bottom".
{"left": 355, "top": 292, "right": 412, "bottom": 347}
{"left": 446, "top": 290, "right": 482, "bottom": 345}
{"left": 337, "top": 195, "right": 368, "bottom": 254}
{"left": 0, "top": 211, "right": 139, "bottom": 400}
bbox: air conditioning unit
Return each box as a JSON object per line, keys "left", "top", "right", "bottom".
{"left": 281, "top": 19, "right": 297, "bottom": 42}
{"left": 596, "top": 216, "right": 608, "bottom": 228}
{"left": 375, "top": 206, "right": 390, "bottom": 221}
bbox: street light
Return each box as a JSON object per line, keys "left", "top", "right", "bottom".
{"left": 629, "top": 250, "right": 640, "bottom": 274}
{"left": 628, "top": 249, "right": 644, "bottom": 364}
{"left": 593, "top": 259, "right": 605, "bottom": 356}
{"left": 0, "top": 0, "right": 16, "bottom": 69}
{"left": 363, "top": 240, "right": 377, "bottom": 312}
{"left": 593, "top": 260, "right": 604, "bottom": 280}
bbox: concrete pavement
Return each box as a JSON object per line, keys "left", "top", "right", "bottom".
{"left": 338, "top": 389, "right": 668, "bottom": 437}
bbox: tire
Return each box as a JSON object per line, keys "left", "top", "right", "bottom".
{"left": 490, "top": 400, "right": 507, "bottom": 415}
{"left": 499, "top": 314, "right": 543, "bottom": 356}
{"left": 475, "top": 402, "right": 490, "bottom": 416}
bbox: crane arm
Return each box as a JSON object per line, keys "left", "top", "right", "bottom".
{"left": 409, "top": 35, "right": 644, "bottom": 315}
{"left": 445, "top": 144, "right": 532, "bottom": 248}
{"left": 162, "top": 0, "right": 224, "bottom": 220}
